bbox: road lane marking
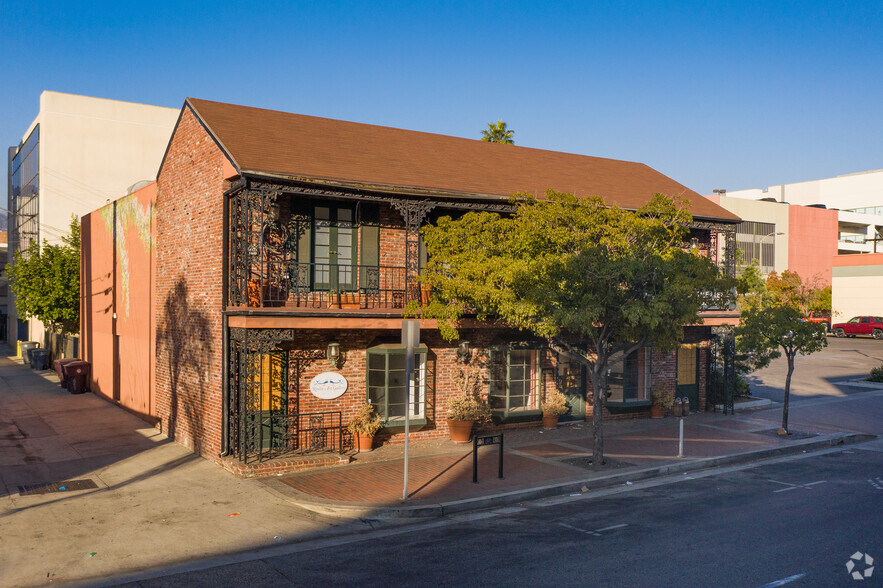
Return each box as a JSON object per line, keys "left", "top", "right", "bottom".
{"left": 557, "top": 522, "right": 628, "bottom": 537}
{"left": 868, "top": 478, "right": 883, "bottom": 490}
{"left": 767, "top": 479, "right": 826, "bottom": 493}
{"left": 756, "top": 573, "right": 806, "bottom": 587}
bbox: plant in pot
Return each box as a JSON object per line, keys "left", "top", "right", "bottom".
{"left": 447, "top": 367, "right": 492, "bottom": 443}
{"left": 541, "top": 390, "right": 569, "bottom": 429}
{"left": 651, "top": 385, "right": 674, "bottom": 418}
{"left": 348, "top": 402, "right": 383, "bottom": 451}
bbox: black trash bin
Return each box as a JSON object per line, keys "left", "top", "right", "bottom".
{"left": 29, "top": 348, "right": 51, "bottom": 370}
{"left": 63, "top": 361, "right": 91, "bottom": 394}
{"left": 20, "top": 341, "right": 39, "bottom": 361}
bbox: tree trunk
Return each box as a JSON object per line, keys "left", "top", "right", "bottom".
{"left": 781, "top": 354, "right": 794, "bottom": 435}
{"left": 591, "top": 369, "right": 604, "bottom": 469}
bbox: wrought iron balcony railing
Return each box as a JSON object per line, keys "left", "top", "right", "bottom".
{"left": 245, "top": 261, "right": 413, "bottom": 309}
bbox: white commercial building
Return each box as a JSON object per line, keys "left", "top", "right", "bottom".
{"left": 725, "top": 170, "right": 883, "bottom": 256}
{"left": 6, "top": 91, "right": 178, "bottom": 345}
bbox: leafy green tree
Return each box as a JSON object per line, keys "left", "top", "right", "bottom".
{"left": 480, "top": 120, "right": 515, "bottom": 144}
{"left": 7, "top": 217, "right": 80, "bottom": 334}
{"left": 735, "top": 260, "right": 768, "bottom": 311}
{"left": 735, "top": 304, "right": 827, "bottom": 435}
{"left": 417, "top": 191, "right": 731, "bottom": 467}
{"left": 765, "top": 270, "right": 829, "bottom": 315}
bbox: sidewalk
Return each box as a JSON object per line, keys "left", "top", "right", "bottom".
{"left": 0, "top": 345, "right": 874, "bottom": 587}
{"left": 264, "top": 406, "right": 872, "bottom": 518}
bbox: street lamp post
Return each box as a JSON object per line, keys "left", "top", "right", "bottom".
{"left": 755, "top": 230, "right": 785, "bottom": 272}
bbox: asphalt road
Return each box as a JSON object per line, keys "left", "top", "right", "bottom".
{"left": 113, "top": 442, "right": 883, "bottom": 588}
{"left": 101, "top": 338, "right": 883, "bottom": 588}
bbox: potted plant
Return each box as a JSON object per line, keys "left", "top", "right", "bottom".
{"left": 651, "top": 385, "right": 674, "bottom": 418}
{"left": 347, "top": 402, "right": 383, "bottom": 451}
{"left": 446, "top": 367, "right": 492, "bottom": 443}
{"left": 541, "top": 390, "right": 569, "bottom": 429}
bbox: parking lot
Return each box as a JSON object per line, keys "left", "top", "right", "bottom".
{"left": 744, "top": 335, "right": 883, "bottom": 403}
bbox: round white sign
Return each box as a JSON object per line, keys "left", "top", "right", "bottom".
{"left": 309, "top": 372, "right": 348, "bottom": 400}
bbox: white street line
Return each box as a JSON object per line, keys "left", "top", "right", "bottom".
{"left": 558, "top": 522, "right": 594, "bottom": 535}
{"left": 768, "top": 479, "right": 826, "bottom": 492}
{"left": 556, "top": 522, "right": 629, "bottom": 537}
{"left": 756, "top": 572, "right": 806, "bottom": 587}
{"left": 595, "top": 523, "right": 628, "bottom": 533}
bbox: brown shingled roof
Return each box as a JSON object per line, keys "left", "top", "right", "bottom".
{"left": 186, "top": 98, "right": 739, "bottom": 222}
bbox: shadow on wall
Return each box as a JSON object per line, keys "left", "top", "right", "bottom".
{"left": 161, "top": 277, "right": 213, "bottom": 450}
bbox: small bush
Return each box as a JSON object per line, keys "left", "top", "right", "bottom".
{"left": 869, "top": 364, "right": 883, "bottom": 383}
{"left": 734, "top": 374, "right": 751, "bottom": 397}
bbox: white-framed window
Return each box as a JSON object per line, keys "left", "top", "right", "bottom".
{"left": 607, "top": 345, "right": 652, "bottom": 404}
{"left": 489, "top": 346, "right": 541, "bottom": 415}
{"left": 367, "top": 344, "right": 427, "bottom": 423}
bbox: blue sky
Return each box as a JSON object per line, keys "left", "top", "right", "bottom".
{"left": 2, "top": 0, "right": 881, "bottom": 201}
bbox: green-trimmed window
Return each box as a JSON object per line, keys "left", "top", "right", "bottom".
{"left": 606, "top": 345, "right": 652, "bottom": 405}
{"left": 367, "top": 343, "right": 428, "bottom": 424}
{"left": 488, "top": 346, "right": 541, "bottom": 416}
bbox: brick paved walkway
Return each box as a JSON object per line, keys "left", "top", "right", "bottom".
{"left": 276, "top": 412, "right": 836, "bottom": 506}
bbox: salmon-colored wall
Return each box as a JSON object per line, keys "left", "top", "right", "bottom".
{"left": 833, "top": 252, "right": 883, "bottom": 267}
{"left": 81, "top": 182, "right": 157, "bottom": 422}
{"left": 788, "top": 205, "right": 838, "bottom": 285}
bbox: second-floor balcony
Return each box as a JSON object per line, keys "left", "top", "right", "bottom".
{"left": 244, "top": 262, "right": 413, "bottom": 310}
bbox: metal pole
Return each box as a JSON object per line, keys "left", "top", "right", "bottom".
{"left": 402, "top": 320, "right": 420, "bottom": 500}
{"left": 678, "top": 418, "right": 684, "bottom": 458}
{"left": 473, "top": 435, "right": 479, "bottom": 483}
{"left": 499, "top": 433, "right": 504, "bottom": 479}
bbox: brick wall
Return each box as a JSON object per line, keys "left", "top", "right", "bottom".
{"left": 154, "top": 107, "right": 228, "bottom": 456}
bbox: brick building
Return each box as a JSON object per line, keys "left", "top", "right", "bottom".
{"left": 127, "top": 98, "right": 741, "bottom": 476}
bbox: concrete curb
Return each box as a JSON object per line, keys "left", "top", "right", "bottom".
{"left": 271, "top": 432, "right": 876, "bottom": 519}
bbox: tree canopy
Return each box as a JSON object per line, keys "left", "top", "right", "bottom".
{"left": 480, "top": 120, "right": 515, "bottom": 144}
{"left": 417, "top": 190, "right": 732, "bottom": 466}
{"left": 7, "top": 217, "right": 80, "bottom": 334}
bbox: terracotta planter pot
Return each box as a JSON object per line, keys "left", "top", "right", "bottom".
{"left": 357, "top": 433, "right": 374, "bottom": 452}
{"left": 542, "top": 414, "right": 559, "bottom": 429}
{"left": 650, "top": 404, "right": 664, "bottom": 419}
{"left": 447, "top": 419, "right": 474, "bottom": 443}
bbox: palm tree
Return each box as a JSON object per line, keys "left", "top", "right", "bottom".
{"left": 480, "top": 120, "right": 515, "bottom": 144}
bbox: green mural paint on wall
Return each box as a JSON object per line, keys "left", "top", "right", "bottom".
{"left": 100, "top": 193, "right": 154, "bottom": 318}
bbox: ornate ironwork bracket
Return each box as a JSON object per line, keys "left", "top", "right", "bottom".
{"left": 229, "top": 327, "right": 294, "bottom": 352}
{"left": 689, "top": 221, "right": 738, "bottom": 278}
{"left": 391, "top": 198, "right": 437, "bottom": 303}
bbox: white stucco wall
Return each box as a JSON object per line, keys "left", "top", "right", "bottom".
{"left": 831, "top": 258, "right": 883, "bottom": 322}
{"left": 36, "top": 91, "right": 179, "bottom": 245}
{"left": 9, "top": 91, "right": 179, "bottom": 344}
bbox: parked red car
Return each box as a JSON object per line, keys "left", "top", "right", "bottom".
{"left": 831, "top": 316, "right": 883, "bottom": 339}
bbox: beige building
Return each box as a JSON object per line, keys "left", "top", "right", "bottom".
{"left": 7, "top": 91, "right": 178, "bottom": 345}
{"left": 832, "top": 253, "right": 883, "bottom": 320}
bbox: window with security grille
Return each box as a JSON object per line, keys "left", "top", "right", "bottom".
{"left": 735, "top": 220, "right": 776, "bottom": 273}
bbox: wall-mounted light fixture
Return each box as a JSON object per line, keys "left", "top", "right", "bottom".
{"left": 327, "top": 342, "right": 341, "bottom": 368}
{"left": 456, "top": 340, "right": 471, "bottom": 364}
{"left": 690, "top": 237, "right": 699, "bottom": 250}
